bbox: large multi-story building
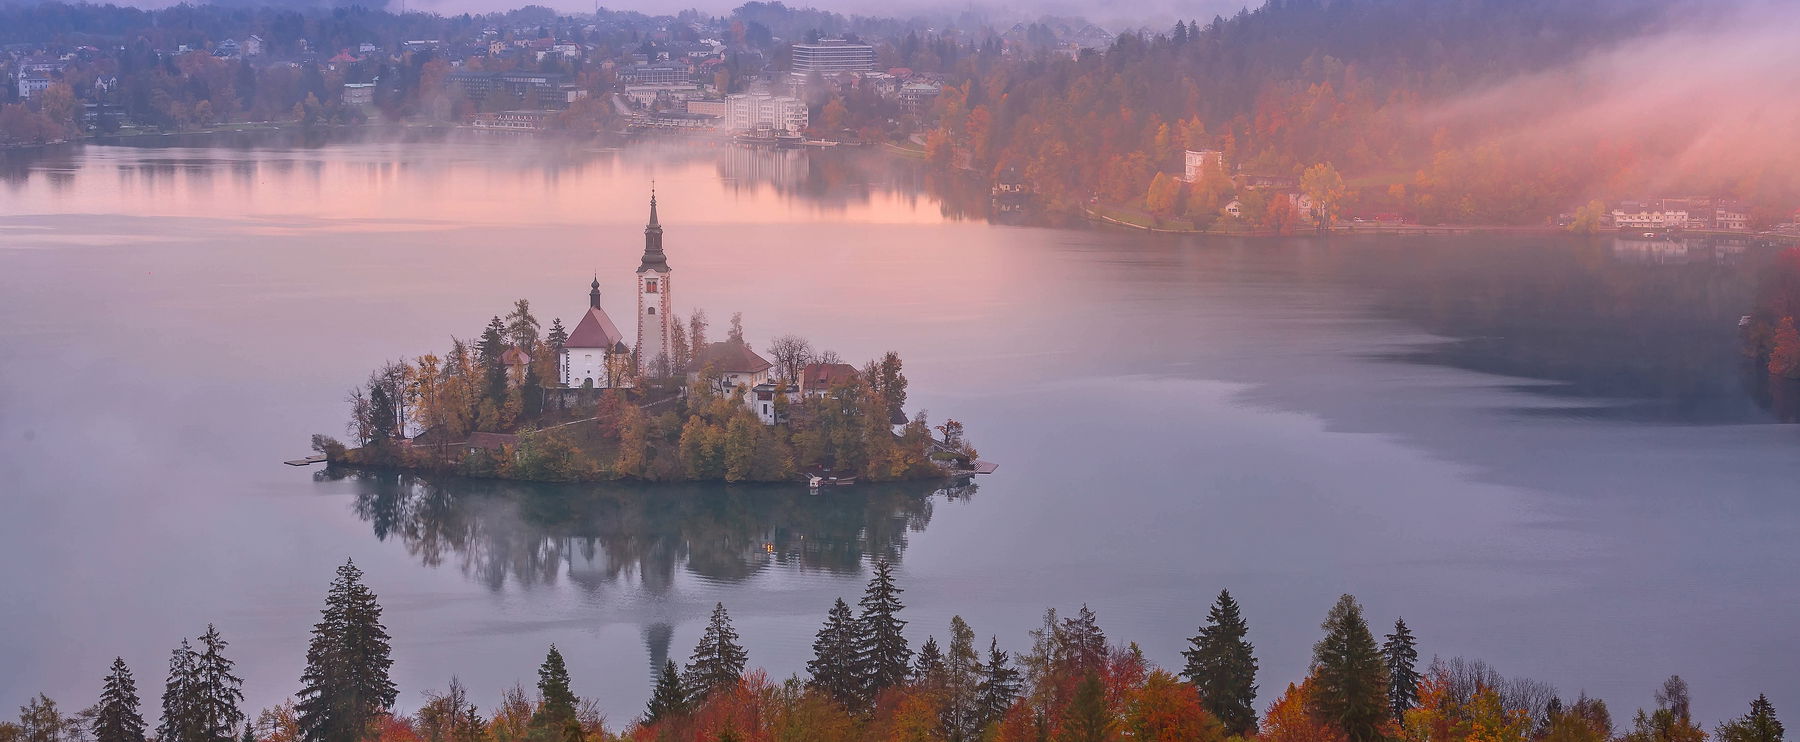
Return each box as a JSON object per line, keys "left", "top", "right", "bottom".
{"left": 1183, "top": 150, "right": 1224, "bottom": 183}
{"left": 789, "top": 39, "right": 875, "bottom": 80}
{"left": 448, "top": 71, "right": 587, "bottom": 109}
{"left": 725, "top": 93, "right": 808, "bottom": 133}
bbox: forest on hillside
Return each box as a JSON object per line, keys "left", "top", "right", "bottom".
{"left": 907, "top": 0, "right": 1799, "bottom": 227}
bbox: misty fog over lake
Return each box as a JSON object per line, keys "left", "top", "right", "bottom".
{"left": 1, "top": 136, "right": 1796, "bottom": 726}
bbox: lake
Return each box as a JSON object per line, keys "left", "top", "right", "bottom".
{"left": 1, "top": 132, "right": 1795, "bottom": 728}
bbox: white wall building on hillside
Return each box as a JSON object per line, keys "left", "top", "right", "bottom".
{"left": 725, "top": 93, "right": 808, "bottom": 133}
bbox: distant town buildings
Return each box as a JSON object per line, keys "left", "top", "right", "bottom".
{"left": 789, "top": 39, "right": 876, "bottom": 81}
{"left": 341, "top": 82, "right": 375, "bottom": 107}
{"left": 725, "top": 93, "right": 808, "bottom": 133}
{"left": 469, "top": 110, "right": 554, "bottom": 131}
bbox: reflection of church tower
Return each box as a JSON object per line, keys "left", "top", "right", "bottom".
{"left": 635, "top": 192, "right": 674, "bottom": 376}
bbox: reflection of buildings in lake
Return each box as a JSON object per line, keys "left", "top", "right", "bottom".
{"left": 718, "top": 146, "right": 808, "bottom": 192}
{"left": 1610, "top": 236, "right": 1750, "bottom": 265}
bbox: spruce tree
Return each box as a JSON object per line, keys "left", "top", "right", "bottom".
{"left": 684, "top": 602, "right": 748, "bottom": 702}
{"left": 1716, "top": 695, "right": 1784, "bottom": 742}
{"left": 1310, "top": 594, "right": 1390, "bottom": 742}
{"left": 546, "top": 319, "right": 568, "bottom": 354}
{"left": 806, "top": 598, "right": 863, "bottom": 709}
{"left": 193, "top": 625, "right": 245, "bottom": 741}
{"left": 160, "top": 639, "right": 202, "bottom": 742}
{"left": 94, "top": 657, "right": 147, "bottom": 742}
{"left": 974, "top": 638, "right": 1021, "bottom": 733}
{"left": 530, "top": 645, "right": 579, "bottom": 740}
{"left": 296, "top": 559, "right": 398, "bottom": 742}
{"left": 1382, "top": 617, "right": 1421, "bottom": 721}
{"left": 1060, "top": 604, "right": 1107, "bottom": 675}
{"left": 1181, "top": 589, "right": 1259, "bottom": 736}
{"left": 645, "top": 660, "right": 688, "bottom": 725}
{"left": 856, "top": 559, "right": 912, "bottom": 700}
{"left": 913, "top": 637, "right": 946, "bottom": 687}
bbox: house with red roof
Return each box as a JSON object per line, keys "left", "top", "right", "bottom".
{"left": 685, "top": 339, "right": 773, "bottom": 396}
{"left": 799, "top": 362, "right": 860, "bottom": 398}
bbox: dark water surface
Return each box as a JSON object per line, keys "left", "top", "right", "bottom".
{"left": 2, "top": 136, "right": 1796, "bottom": 727}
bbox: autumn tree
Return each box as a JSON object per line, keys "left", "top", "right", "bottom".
{"left": 1262, "top": 680, "right": 1347, "bottom": 742}
{"left": 766, "top": 334, "right": 814, "bottom": 384}
{"left": 1126, "top": 670, "right": 1227, "bottom": 742}
{"left": 941, "top": 616, "right": 982, "bottom": 740}
{"left": 416, "top": 678, "right": 484, "bottom": 742}
{"left": 1310, "top": 595, "right": 1389, "bottom": 742}
{"left": 1768, "top": 317, "right": 1800, "bottom": 377}
{"left": 1622, "top": 676, "right": 1706, "bottom": 742}
{"left": 1145, "top": 173, "right": 1183, "bottom": 219}
{"left": 1301, "top": 163, "right": 1347, "bottom": 227}
{"left": 1181, "top": 589, "right": 1259, "bottom": 736}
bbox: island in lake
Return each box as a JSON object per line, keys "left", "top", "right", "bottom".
{"left": 314, "top": 191, "right": 986, "bottom": 485}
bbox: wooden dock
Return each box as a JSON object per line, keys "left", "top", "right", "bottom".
{"left": 283, "top": 454, "right": 327, "bottom": 467}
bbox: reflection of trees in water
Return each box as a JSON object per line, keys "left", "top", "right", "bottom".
{"left": 326, "top": 469, "right": 974, "bottom": 594}
{"left": 1354, "top": 238, "right": 1776, "bottom": 422}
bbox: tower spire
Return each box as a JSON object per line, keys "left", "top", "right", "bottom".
{"left": 590, "top": 275, "right": 602, "bottom": 309}
{"left": 638, "top": 187, "right": 669, "bottom": 273}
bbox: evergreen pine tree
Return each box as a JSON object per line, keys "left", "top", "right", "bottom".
{"left": 1182, "top": 589, "right": 1259, "bottom": 736}
{"left": 296, "top": 559, "right": 398, "bottom": 742}
{"left": 160, "top": 639, "right": 202, "bottom": 742}
{"left": 1061, "top": 673, "right": 1113, "bottom": 742}
{"left": 684, "top": 602, "right": 748, "bottom": 702}
{"left": 94, "top": 657, "right": 147, "bottom": 742}
{"left": 1383, "top": 617, "right": 1421, "bottom": 721}
{"left": 240, "top": 726, "right": 256, "bottom": 742}
{"left": 856, "top": 558, "right": 912, "bottom": 700}
{"left": 193, "top": 625, "right": 245, "bottom": 742}
{"left": 529, "top": 645, "right": 579, "bottom": 740}
{"left": 477, "top": 316, "right": 508, "bottom": 365}
{"left": 1310, "top": 594, "right": 1390, "bottom": 742}
{"left": 806, "top": 598, "right": 864, "bottom": 709}
{"left": 1716, "top": 695, "right": 1784, "bottom": 742}
{"left": 913, "top": 637, "right": 946, "bottom": 687}
{"left": 974, "top": 638, "right": 1021, "bottom": 733}
{"left": 547, "top": 319, "right": 568, "bottom": 354}
{"left": 645, "top": 660, "right": 688, "bottom": 725}
{"left": 1060, "top": 604, "right": 1107, "bottom": 675}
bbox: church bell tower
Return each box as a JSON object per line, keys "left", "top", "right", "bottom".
{"left": 635, "top": 191, "right": 674, "bottom": 376}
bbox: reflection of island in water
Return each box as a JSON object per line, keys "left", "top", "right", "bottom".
{"left": 327, "top": 469, "right": 973, "bottom": 590}
{"left": 323, "top": 470, "right": 975, "bottom": 675}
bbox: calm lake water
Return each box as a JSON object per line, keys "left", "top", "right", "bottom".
{"left": 2, "top": 133, "right": 1796, "bottom": 727}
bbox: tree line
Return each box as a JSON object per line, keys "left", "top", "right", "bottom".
{"left": 5, "top": 559, "right": 1786, "bottom": 742}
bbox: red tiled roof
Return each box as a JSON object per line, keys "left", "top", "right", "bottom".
{"left": 566, "top": 306, "right": 625, "bottom": 348}
{"left": 686, "top": 340, "right": 772, "bottom": 374}
{"left": 800, "top": 362, "right": 859, "bottom": 392}
{"left": 500, "top": 346, "right": 531, "bottom": 365}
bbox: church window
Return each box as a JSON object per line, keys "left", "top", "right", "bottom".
{"left": 645, "top": 279, "right": 659, "bottom": 293}
{"left": 647, "top": 307, "right": 656, "bottom": 315}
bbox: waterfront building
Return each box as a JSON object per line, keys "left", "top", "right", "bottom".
{"left": 799, "top": 362, "right": 859, "bottom": 398}
{"left": 725, "top": 93, "right": 808, "bottom": 133}
{"left": 686, "top": 340, "right": 773, "bottom": 396}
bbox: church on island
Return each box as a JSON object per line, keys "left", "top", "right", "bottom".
{"left": 558, "top": 193, "right": 785, "bottom": 420}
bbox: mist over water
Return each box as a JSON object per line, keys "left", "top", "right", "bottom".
{"left": 1, "top": 135, "right": 1797, "bottom": 727}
